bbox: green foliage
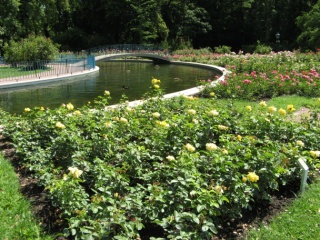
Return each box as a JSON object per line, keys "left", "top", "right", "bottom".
{"left": 1, "top": 74, "right": 320, "bottom": 238}
{"left": 254, "top": 41, "right": 272, "bottom": 54}
{"left": 3, "top": 35, "right": 60, "bottom": 63}
{"left": 2, "top": 50, "right": 320, "bottom": 238}
{"left": 296, "top": 1, "right": 320, "bottom": 51}
{"left": 214, "top": 45, "right": 232, "bottom": 54}
{"left": 0, "top": 0, "right": 318, "bottom": 52}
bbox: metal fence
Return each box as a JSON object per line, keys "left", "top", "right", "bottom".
{"left": 0, "top": 55, "right": 95, "bottom": 82}
{"left": 86, "top": 44, "right": 168, "bottom": 56}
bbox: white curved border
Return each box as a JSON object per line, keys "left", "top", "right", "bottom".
{"left": 0, "top": 67, "right": 100, "bottom": 89}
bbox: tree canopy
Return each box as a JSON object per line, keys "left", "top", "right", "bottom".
{"left": 0, "top": 0, "right": 319, "bottom": 52}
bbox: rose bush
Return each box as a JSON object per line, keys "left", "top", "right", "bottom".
{"left": 0, "top": 50, "right": 320, "bottom": 239}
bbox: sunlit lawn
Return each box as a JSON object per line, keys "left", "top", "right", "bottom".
{"left": 246, "top": 179, "right": 320, "bottom": 239}
{"left": 0, "top": 155, "right": 52, "bottom": 239}
{"left": 0, "top": 66, "right": 48, "bottom": 79}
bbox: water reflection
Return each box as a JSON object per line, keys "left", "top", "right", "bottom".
{"left": 0, "top": 62, "right": 220, "bottom": 114}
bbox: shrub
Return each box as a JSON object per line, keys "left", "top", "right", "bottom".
{"left": 254, "top": 41, "right": 272, "bottom": 54}
{"left": 1, "top": 81, "right": 319, "bottom": 239}
{"left": 3, "top": 35, "right": 60, "bottom": 64}
{"left": 214, "top": 45, "right": 232, "bottom": 54}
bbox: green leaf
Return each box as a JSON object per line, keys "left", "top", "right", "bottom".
{"left": 71, "top": 228, "right": 77, "bottom": 236}
{"left": 197, "top": 205, "right": 205, "bottom": 213}
{"left": 202, "top": 225, "right": 209, "bottom": 231}
{"left": 136, "top": 222, "right": 144, "bottom": 230}
{"left": 192, "top": 216, "right": 200, "bottom": 224}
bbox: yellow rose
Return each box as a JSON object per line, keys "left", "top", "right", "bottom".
{"left": 208, "top": 110, "right": 219, "bottom": 116}
{"left": 104, "top": 90, "right": 110, "bottom": 96}
{"left": 184, "top": 143, "right": 196, "bottom": 152}
{"left": 119, "top": 117, "right": 128, "bottom": 124}
{"left": 242, "top": 177, "right": 247, "bottom": 183}
{"left": 259, "top": 101, "right": 267, "bottom": 107}
{"left": 153, "top": 84, "right": 160, "bottom": 89}
{"left": 104, "top": 121, "right": 112, "bottom": 127}
{"left": 166, "top": 155, "right": 175, "bottom": 161}
{"left": 159, "top": 121, "right": 170, "bottom": 128}
{"left": 192, "top": 118, "right": 199, "bottom": 124}
{"left": 215, "top": 185, "right": 224, "bottom": 194}
{"left": 267, "top": 106, "right": 277, "bottom": 113}
{"left": 296, "top": 140, "right": 304, "bottom": 147}
{"left": 247, "top": 172, "right": 259, "bottom": 182}
{"left": 310, "top": 150, "right": 320, "bottom": 158}
{"left": 56, "top": 122, "right": 66, "bottom": 129}
{"left": 188, "top": 109, "right": 196, "bottom": 115}
{"left": 152, "top": 112, "right": 161, "bottom": 118}
{"left": 237, "top": 135, "right": 242, "bottom": 141}
{"left": 66, "top": 103, "right": 74, "bottom": 110}
{"left": 210, "top": 92, "right": 215, "bottom": 97}
{"left": 221, "top": 148, "right": 228, "bottom": 154}
{"left": 184, "top": 96, "right": 195, "bottom": 101}
{"left": 278, "top": 108, "right": 287, "bottom": 116}
{"left": 151, "top": 78, "right": 161, "bottom": 84}
{"left": 245, "top": 106, "right": 252, "bottom": 111}
{"left": 24, "top": 108, "right": 31, "bottom": 112}
{"left": 73, "top": 110, "right": 81, "bottom": 115}
{"left": 287, "top": 104, "right": 296, "bottom": 113}
{"left": 68, "top": 167, "right": 83, "bottom": 178}
{"left": 206, "top": 143, "right": 218, "bottom": 151}
{"left": 218, "top": 125, "right": 229, "bottom": 131}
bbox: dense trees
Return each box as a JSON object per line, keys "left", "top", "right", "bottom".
{"left": 0, "top": 0, "right": 319, "bottom": 52}
{"left": 296, "top": 1, "right": 320, "bottom": 50}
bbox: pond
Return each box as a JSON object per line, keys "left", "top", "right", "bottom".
{"left": 0, "top": 61, "right": 221, "bottom": 114}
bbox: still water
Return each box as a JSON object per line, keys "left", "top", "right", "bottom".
{"left": 0, "top": 61, "right": 220, "bottom": 114}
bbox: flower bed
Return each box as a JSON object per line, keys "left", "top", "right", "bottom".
{"left": 1, "top": 51, "right": 320, "bottom": 239}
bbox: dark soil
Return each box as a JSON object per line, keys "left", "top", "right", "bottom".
{"left": 0, "top": 133, "right": 298, "bottom": 240}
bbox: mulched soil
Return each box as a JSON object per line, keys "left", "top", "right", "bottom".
{"left": 0, "top": 133, "right": 298, "bottom": 240}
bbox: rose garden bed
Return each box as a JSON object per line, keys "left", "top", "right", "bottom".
{"left": 1, "top": 50, "right": 320, "bottom": 239}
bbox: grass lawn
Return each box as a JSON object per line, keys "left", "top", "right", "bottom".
{"left": 0, "top": 154, "right": 52, "bottom": 239}
{"left": 246, "top": 179, "right": 320, "bottom": 239}
{"left": 0, "top": 66, "right": 49, "bottom": 79}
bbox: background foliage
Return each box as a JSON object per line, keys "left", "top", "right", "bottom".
{"left": 0, "top": 0, "right": 320, "bottom": 52}
{"left": 3, "top": 35, "right": 60, "bottom": 63}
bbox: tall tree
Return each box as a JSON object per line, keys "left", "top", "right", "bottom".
{"left": 18, "top": 0, "right": 46, "bottom": 36}
{"left": 296, "top": 0, "right": 320, "bottom": 50}
{"left": 197, "top": 0, "right": 244, "bottom": 49}
{"left": 0, "top": 0, "right": 21, "bottom": 53}
{"left": 161, "top": 0, "right": 211, "bottom": 48}
{"left": 125, "top": 0, "right": 169, "bottom": 44}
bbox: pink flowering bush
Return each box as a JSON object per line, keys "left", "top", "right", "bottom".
{"left": 178, "top": 51, "right": 320, "bottom": 100}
